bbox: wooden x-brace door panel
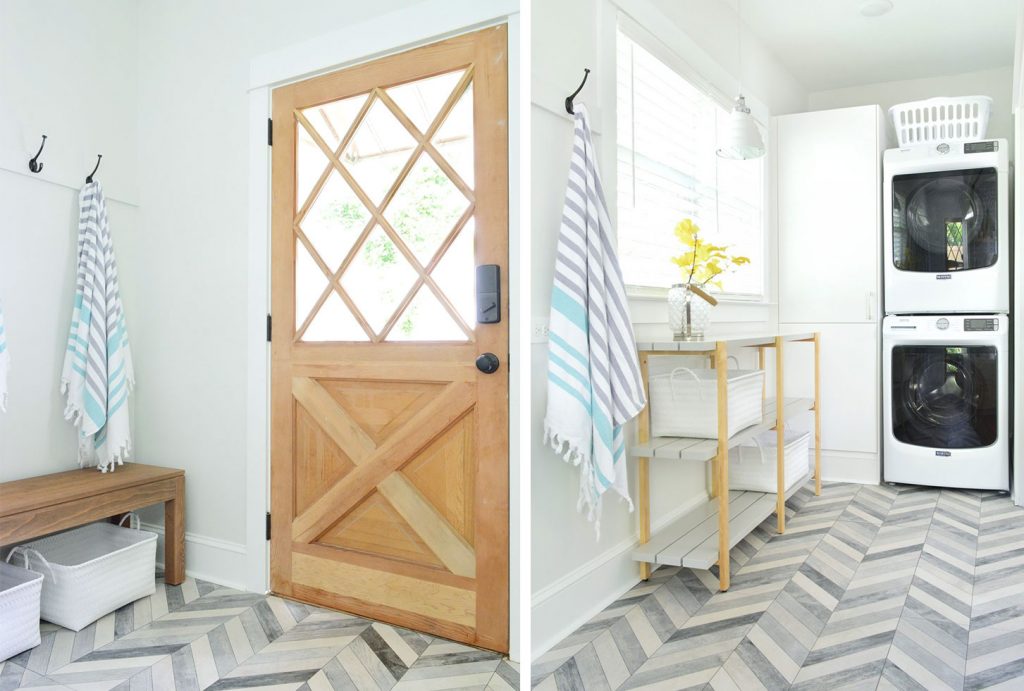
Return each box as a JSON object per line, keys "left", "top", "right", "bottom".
{"left": 270, "top": 26, "right": 509, "bottom": 652}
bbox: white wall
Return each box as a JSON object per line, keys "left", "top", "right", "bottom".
{"left": 0, "top": 0, "right": 140, "bottom": 481}
{"left": 1013, "top": 3, "right": 1023, "bottom": 508}
{"left": 809, "top": 66, "right": 1015, "bottom": 148}
{"left": 530, "top": 0, "right": 807, "bottom": 659}
{"left": 131, "top": 0, "right": 422, "bottom": 564}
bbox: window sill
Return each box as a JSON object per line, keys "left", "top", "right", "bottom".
{"left": 625, "top": 285, "right": 775, "bottom": 307}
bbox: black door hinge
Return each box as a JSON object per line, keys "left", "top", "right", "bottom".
{"left": 266, "top": 314, "right": 272, "bottom": 342}
{"left": 267, "top": 118, "right": 273, "bottom": 146}
{"left": 266, "top": 512, "right": 271, "bottom": 540}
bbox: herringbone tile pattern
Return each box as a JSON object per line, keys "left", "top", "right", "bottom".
{"left": 535, "top": 482, "right": 1024, "bottom": 690}
{"left": 2, "top": 578, "right": 515, "bottom": 690}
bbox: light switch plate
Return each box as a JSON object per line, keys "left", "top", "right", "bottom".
{"left": 531, "top": 318, "right": 550, "bottom": 343}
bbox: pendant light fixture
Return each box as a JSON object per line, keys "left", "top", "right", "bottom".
{"left": 717, "top": 0, "right": 766, "bottom": 160}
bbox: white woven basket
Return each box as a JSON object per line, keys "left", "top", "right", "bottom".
{"left": 649, "top": 367, "right": 763, "bottom": 439}
{"left": 5, "top": 517, "right": 157, "bottom": 631}
{"left": 889, "top": 96, "right": 991, "bottom": 147}
{"left": 0, "top": 560, "right": 43, "bottom": 661}
{"left": 729, "top": 429, "right": 811, "bottom": 493}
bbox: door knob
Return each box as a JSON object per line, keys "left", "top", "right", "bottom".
{"left": 476, "top": 353, "right": 500, "bottom": 374}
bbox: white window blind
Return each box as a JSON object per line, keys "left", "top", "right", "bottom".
{"left": 617, "top": 28, "right": 765, "bottom": 297}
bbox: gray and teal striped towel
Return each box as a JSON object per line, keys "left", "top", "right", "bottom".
{"left": 61, "top": 182, "right": 134, "bottom": 472}
{"left": 544, "top": 105, "right": 646, "bottom": 535}
{"left": 0, "top": 303, "right": 8, "bottom": 412}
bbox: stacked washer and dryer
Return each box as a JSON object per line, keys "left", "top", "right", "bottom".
{"left": 882, "top": 97, "right": 1010, "bottom": 491}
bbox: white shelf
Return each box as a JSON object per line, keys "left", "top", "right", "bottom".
{"left": 633, "top": 474, "right": 809, "bottom": 569}
{"left": 629, "top": 397, "right": 814, "bottom": 463}
{"left": 636, "top": 331, "right": 817, "bottom": 353}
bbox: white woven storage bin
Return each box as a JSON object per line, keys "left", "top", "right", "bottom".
{"left": 5, "top": 520, "right": 156, "bottom": 631}
{"left": 889, "top": 96, "right": 991, "bottom": 147}
{"left": 729, "top": 429, "right": 811, "bottom": 493}
{"left": 649, "top": 367, "right": 764, "bottom": 439}
{"left": 0, "top": 560, "right": 43, "bottom": 661}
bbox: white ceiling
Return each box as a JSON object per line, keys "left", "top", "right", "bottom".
{"left": 708, "top": 0, "right": 1018, "bottom": 92}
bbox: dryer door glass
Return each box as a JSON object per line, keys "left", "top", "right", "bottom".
{"left": 891, "top": 345, "right": 997, "bottom": 449}
{"left": 892, "top": 167, "right": 998, "bottom": 272}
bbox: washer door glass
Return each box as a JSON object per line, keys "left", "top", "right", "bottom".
{"left": 891, "top": 345, "right": 997, "bottom": 449}
{"left": 892, "top": 167, "right": 998, "bottom": 272}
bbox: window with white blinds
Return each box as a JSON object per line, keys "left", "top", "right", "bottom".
{"left": 617, "top": 28, "right": 765, "bottom": 297}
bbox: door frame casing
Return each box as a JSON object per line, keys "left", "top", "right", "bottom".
{"left": 244, "top": 0, "right": 523, "bottom": 661}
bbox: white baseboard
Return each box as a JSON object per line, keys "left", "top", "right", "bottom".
{"left": 142, "top": 522, "right": 251, "bottom": 593}
{"left": 818, "top": 449, "right": 880, "bottom": 485}
{"left": 530, "top": 493, "right": 706, "bottom": 661}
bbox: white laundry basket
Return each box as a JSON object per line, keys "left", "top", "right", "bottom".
{"left": 0, "top": 560, "right": 43, "bottom": 661}
{"left": 889, "top": 96, "right": 991, "bottom": 147}
{"left": 729, "top": 429, "right": 811, "bottom": 493}
{"left": 649, "top": 367, "right": 764, "bottom": 439}
{"left": 5, "top": 517, "right": 157, "bottom": 631}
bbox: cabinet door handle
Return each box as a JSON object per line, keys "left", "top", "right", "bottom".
{"left": 866, "top": 291, "right": 875, "bottom": 320}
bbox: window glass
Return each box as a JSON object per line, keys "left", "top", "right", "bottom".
{"left": 616, "top": 29, "right": 764, "bottom": 296}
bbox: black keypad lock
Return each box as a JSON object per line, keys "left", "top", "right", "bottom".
{"left": 476, "top": 265, "right": 501, "bottom": 324}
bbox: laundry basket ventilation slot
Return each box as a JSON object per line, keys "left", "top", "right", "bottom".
{"left": 890, "top": 96, "right": 991, "bottom": 147}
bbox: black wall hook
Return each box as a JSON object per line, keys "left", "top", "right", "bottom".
{"left": 28, "top": 135, "right": 47, "bottom": 173}
{"left": 565, "top": 68, "right": 591, "bottom": 115}
{"left": 86, "top": 155, "right": 102, "bottom": 183}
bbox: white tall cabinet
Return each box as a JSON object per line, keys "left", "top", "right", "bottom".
{"left": 774, "top": 105, "right": 886, "bottom": 484}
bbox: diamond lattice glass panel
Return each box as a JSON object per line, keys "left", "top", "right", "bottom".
{"left": 295, "top": 241, "right": 329, "bottom": 330}
{"left": 385, "top": 70, "right": 464, "bottom": 135}
{"left": 340, "top": 225, "right": 419, "bottom": 335}
{"left": 432, "top": 82, "right": 474, "bottom": 187}
{"left": 297, "top": 123, "right": 330, "bottom": 211}
{"left": 304, "top": 290, "right": 369, "bottom": 342}
{"left": 383, "top": 152, "right": 471, "bottom": 265}
{"left": 299, "top": 169, "right": 370, "bottom": 272}
{"left": 301, "top": 93, "right": 367, "bottom": 152}
{"left": 387, "top": 285, "right": 467, "bottom": 341}
{"left": 341, "top": 98, "right": 417, "bottom": 207}
{"left": 431, "top": 220, "right": 475, "bottom": 328}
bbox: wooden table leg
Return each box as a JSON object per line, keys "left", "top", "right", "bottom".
{"left": 776, "top": 336, "right": 786, "bottom": 534}
{"left": 715, "top": 341, "right": 730, "bottom": 591}
{"left": 814, "top": 332, "right": 822, "bottom": 496}
{"left": 758, "top": 346, "right": 766, "bottom": 406}
{"left": 164, "top": 475, "right": 185, "bottom": 585}
{"left": 639, "top": 458, "right": 651, "bottom": 580}
{"left": 638, "top": 353, "right": 651, "bottom": 581}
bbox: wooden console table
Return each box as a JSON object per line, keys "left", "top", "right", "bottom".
{"left": 631, "top": 332, "right": 821, "bottom": 591}
{"left": 0, "top": 464, "right": 185, "bottom": 585}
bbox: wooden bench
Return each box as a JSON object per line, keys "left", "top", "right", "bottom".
{"left": 0, "top": 464, "right": 185, "bottom": 585}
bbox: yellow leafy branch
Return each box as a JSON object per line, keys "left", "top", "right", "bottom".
{"left": 670, "top": 218, "right": 750, "bottom": 290}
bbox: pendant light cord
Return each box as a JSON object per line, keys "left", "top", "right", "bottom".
{"left": 736, "top": 0, "right": 743, "bottom": 97}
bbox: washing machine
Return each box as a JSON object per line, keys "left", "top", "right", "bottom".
{"left": 883, "top": 139, "right": 1008, "bottom": 314}
{"left": 883, "top": 314, "right": 1008, "bottom": 490}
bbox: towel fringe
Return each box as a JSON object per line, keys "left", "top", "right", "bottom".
{"left": 543, "top": 425, "right": 590, "bottom": 468}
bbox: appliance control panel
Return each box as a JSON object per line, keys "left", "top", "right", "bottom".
{"left": 965, "top": 141, "right": 999, "bottom": 154}
{"left": 964, "top": 318, "right": 998, "bottom": 331}
{"left": 883, "top": 314, "right": 1006, "bottom": 336}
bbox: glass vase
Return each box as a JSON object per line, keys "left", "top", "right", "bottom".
{"left": 668, "top": 283, "right": 711, "bottom": 341}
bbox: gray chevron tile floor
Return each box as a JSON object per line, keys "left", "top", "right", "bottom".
{"left": 1, "top": 577, "right": 516, "bottom": 691}
{"left": 534, "top": 481, "right": 1024, "bottom": 691}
